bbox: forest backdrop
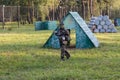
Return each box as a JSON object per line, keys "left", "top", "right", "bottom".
{"left": 0, "top": 0, "right": 120, "bottom": 23}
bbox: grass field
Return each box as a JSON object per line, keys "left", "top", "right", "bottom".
{"left": 0, "top": 23, "right": 120, "bottom": 80}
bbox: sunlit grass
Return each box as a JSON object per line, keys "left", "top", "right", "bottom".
{"left": 0, "top": 24, "right": 120, "bottom": 80}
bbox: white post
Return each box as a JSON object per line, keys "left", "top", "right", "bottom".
{"left": 2, "top": 5, "right": 5, "bottom": 29}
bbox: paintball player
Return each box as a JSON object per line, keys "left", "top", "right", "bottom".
{"left": 55, "top": 23, "right": 70, "bottom": 61}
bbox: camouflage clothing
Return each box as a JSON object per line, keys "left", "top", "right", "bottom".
{"left": 61, "top": 44, "right": 70, "bottom": 60}
{"left": 55, "top": 27, "right": 70, "bottom": 60}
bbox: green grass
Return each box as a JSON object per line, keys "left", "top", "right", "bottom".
{"left": 0, "top": 23, "right": 120, "bottom": 80}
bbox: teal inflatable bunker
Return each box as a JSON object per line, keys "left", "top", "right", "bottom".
{"left": 114, "top": 18, "right": 120, "bottom": 26}
{"left": 43, "top": 12, "right": 99, "bottom": 49}
{"left": 35, "top": 21, "right": 58, "bottom": 30}
{"left": 35, "top": 21, "right": 42, "bottom": 30}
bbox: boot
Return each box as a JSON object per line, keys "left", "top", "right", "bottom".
{"left": 61, "top": 56, "right": 65, "bottom": 61}
{"left": 65, "top": 51, "right": 70, "bottom": 59}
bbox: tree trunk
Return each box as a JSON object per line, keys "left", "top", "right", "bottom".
{"left": 82, "top": 0, "right": 86, "bottom": 19}
{"left": 90, "top": 0, "right": 93, "bottom": 16}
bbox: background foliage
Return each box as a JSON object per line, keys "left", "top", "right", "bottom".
{"left": 0, "top": 0, "right": 120, "bottom": 22}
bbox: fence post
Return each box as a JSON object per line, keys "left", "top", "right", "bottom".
{"left": 17, "top": 6, "right": 20, "bottom": 28}
{"left": 2, "top": 5, "right": 5, "bottom": 29}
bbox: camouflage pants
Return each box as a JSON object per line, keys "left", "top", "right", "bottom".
{"left": 61, "top": 45, "right": 70, "bottom": 60}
